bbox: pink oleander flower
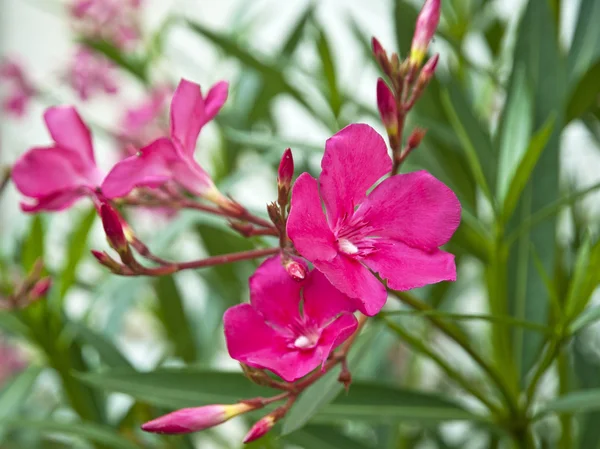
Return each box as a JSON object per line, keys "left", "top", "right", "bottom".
{"left": 142, "top": 403, "right": 254, "bottom": 435}
{"left": 224, "top": 255, "right": 358, "bottom": 382}
{"left": 0, "top": 340, "right": 27, "bottom": 386}
{"left": 101, "top": 78, "right": 230, "bottom": 205}
{"left": 410, "top": 0, "right": 441, "bottom": 66}
{"left": 286, "top": 124, "right": 461, "bottom": 316}
{"left": 0, "top": 58, "right": 36, "bottom": 118}
{"left": 68, "top": 48, "right": 118, "bottom": 101}
{"left": 70, "top": 0, "right": 142, "bottom": 50}
{"left": 118, "top": 86, "right": 171, "bottom": 151}
{"left": 11, "top": 106, "right": 107, "bottom": 212}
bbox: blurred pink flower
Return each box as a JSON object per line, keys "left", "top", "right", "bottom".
{"left": 224, "top": 255, "right": 358, "bottom": 382}
{"left": 0, "top": 340, "right": 27, "bottom": 386}
{"left": 11, "top": 106, "right": 110, "bottom": 212}
{"left": 287, "top": 124, "right": 461, "bottom": 316}
{"left": 102, "top": 78, "right": 229, "bottom": 203}
{"left": 70, "top": 0, "right": 143, "bottom": 49}
{"left": 68, "top": 48, "right": 118, "bottom": 101}
{"left": 0, "top": 58, "right": 36, "bottom": 118}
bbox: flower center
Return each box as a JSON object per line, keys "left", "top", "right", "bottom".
{"left": 338, "top": 238, "right": 359, "bottom": 255}
{"left": 287, "top": 319, "right": 321, "bottom": 351}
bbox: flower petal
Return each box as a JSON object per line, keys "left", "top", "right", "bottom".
{"left": 169, "top": 155, "right": 215, "bottom": 196}
{"left": 364, "top": 239, "right": 456, "bottom": 291}
{"left": 44, "top": 106, "right": 96, "bottom": 165}
{"left": 101, "top": 138, "right": 175, "bottom": 198}
{"left": 303, "top": 269, "right": 358, "bottom": 327}
{"left": 20, "top": 188, "right": 89, "bottom": 212}
{"left": 315, "top": 254, "right": 387, "bottom": 316}
{"left": 249, "top": 255, "right": 304, "bottom": 329}
{"left": 287, "top": 173, "right": 337, "bottom": 262}
{"left": 224, "top": 304, "right": 313, "bottom": 382}
{"left": 356, "top": 170, "right": 461, "bottom": 249}
{"left": 169, "top": 79, "right": 207, "bottom": 155}
{"left": 319, "top": 124, "right": 391, "bottom": 229}
{"left": 316, "top": 313, "right": 358, "bottom": 365}
{"left": 12, "top": 146, "right": 100, "bottom": 198}
{"left": 204, "top": 81, "right": 228, "bottom": 122}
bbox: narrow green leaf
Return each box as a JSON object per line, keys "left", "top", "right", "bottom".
{"left": 316, "top": 382, "right": 481, "bottom": 423}
{"left": 0, "top": 366, "right": 42, "bottom": 421}
{"left": 502, "top": 117, "right": 555, "bottom": 222}
{"left": 0, "top": 419, "right": 140, "bottom": 449}
{"left": 566, "top": 60, "right": 600, "bottom": 123}
{"left": 284, "top": 425, "right": 374, "bottom": 449}
{"left": 315, "top": 26, "right": 342, "bottom": 118}
{"left": 77, "top": 369, "right": 272, "bottom": 409}
{"left": 80, "top": 38, "right": 148, "bottom": 84}
{"left": 57, "top": 207, "right": 96, "bottom": 301}
{"left": 281, "top": 324, "right": 376, "bottom": 435}
{"left": 538, "top": 390, "right": 600, "bottom": 416}
{"left": 21, "top": 215, "right": 44, "bottom": 272}
{"left": 570, "top": 305, "right": 600, "bottom": 334}
{"left": 280, "top": 3, "right": 314, "bottom": 57}
{"left": 154, "top": 275, "right": 197, "bottom": 363}
{"left": 70, "top": 323, "right": 132, "bottom": 369}
{"left": 566, "top": 238, "right": 600, "bottom": 323}
{"left": 567, "top": 0, "right": 600, "bottom": 85}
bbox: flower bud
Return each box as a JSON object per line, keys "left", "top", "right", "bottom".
{"left": 417, "top": 54, "right": 439, "bottom": 89}
{"left": 29, "top": 277, "right": 52, "bottom": 300}
{"left": 376, "top": 79, "right": 398, "bottom": 139}
{"left": 142, "top": 403, "right": 254, "bottom": 435}
{"left": 100, "top": 203, "right": 128, "bottom": 253}
{"left": 284, "top": 259, "right": 306, "bottom": 281}
{"left": 407, "top": 128, "right": 427, "bottom": 149}
{"left": 371, "top": 37, "right": 390, "bottom": 75}
{"left": 410, "top": 0, "right": 441, "bottom": 67}
{"left": 277, "top": 148, "right": 294, "bottom": 188}
{"left": 243, "top": 414, "right": 277, "bottom": 444}
{"left": 91, "top": 250, "right": 123, "bottom": 272}
{"left": 204, "top": 187, "right": 245, "bottom": 216}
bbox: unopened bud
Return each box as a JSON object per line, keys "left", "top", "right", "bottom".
{"left": 243, "top": 414, "right": 277, "bottom": 444}
{"left": 371, "top": 37, "right": 391, "bottom": 76}
{"left": 284, "top": 259, "right": 306, "bottom": 281}
{"left": 407, "top": 128, "right": 427, "bottom": 149}
{"left": 91, "top": 250, "right": 123, "bottom": 272}
{"left": 204, "top": 187, "right": 245, "bottom": 216}
{"left": 410, "top": 0, "right": 441, "bottom": 67}
{"left": 142, "top": 403, "right": 254, "bottom": 435}
{"left": 100, "top": 204, "right": 128, "bottom": 253}
{"left": 29, "top": 277, "right": 52, "bottom": 300}
{"left": 376, "top": 78, "right": 398, "bottom": 140}
{"left": 417, "top": 54, "right": 439, "bottom": 89}
{"left": 277, "top": 148, "right": 294, "bottom": 188}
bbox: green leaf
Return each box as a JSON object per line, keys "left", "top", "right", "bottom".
{"left": 70, "top": 323, "right": 132, "bottom": 369}
{"left": 281, "top": 324, "right": 376, "bottom": 435}
{"left": 0, "top": 420, "right": 140, "bottom": 449}
{"left": 154, "top": 275, "right": 197, "bottom": 363}
{"left": 315, "top": 26, "right": 342, "bottom": 118}
{"left": 566, "top": 60, "right": 600, "bottom": 123}
{"left": 280, "top": 3, "right": 314, "bottom": 57}
{"left": 441, "top": 86, "right": 496, "bottom": 201}
{"left": 484, "top": 17, "right": 506, "bottom": 57}
{"left": 0, "top": 366, "right": 42, "bottom": 421}
{"left": 284, "top": 425, "right": 374, "bottom": 449}
{"left": 495, "top": 64, "right": 533, "bottom": 203}
{"left": 77, "top": 368, "right": 272, "bottom": 409}
{"left": 565, "top": 238, "right": 600, "bottom": 323}
{"left": 567, "top": 0, "right": 600, "bottom": 85}
{"left": 57, "top": 207, "right": 96, "bottom": 301}
{"left": 570, "top": 306, "right": 600, "bottom": 334}
{"left": 316, "top": 382, "right": 481, "bottom": 423}
{"left": 502, "top": 117, "right": 555, "bottom": 222}
{"left": 21, "top": 215, "right": 45, "bottom": 273}
{"left": 80, "top": 38, "right": 148, "bottom": 84}
{"left": 538, "top": 390, "right": 600, "bottom": 416}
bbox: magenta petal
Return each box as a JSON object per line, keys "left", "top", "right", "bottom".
{"left": 303, "top": 269, "right": 358, "bottom": 327}
{"left": 249, "top": 255, "right": 303, "bottom": 329}
{"left": 12, "top": 146, "right": 100, "bottom": 198}
{"left": 44, "top": 106, "right": 96, "bottom": 165}
{"left": 365, "top": 239, "right": 456, "bottom": 291}
{"left": 319, "top": 124, "right": 391, "bottom": 229}
{"left": 287, "top": 173, "right": 337, "bottom": 262}
{"left": 356, "top": 171, "right": 461, "bottom": 249}
{"left": 169, "top": 155, "right": 215, "bottom": 196}
{"left": 101, "top": 138, "right": 175, "bottom": 198}
{"left": 169, "top": 79, "right": 206, "bottom": 155}
{"left": 315, "top": 254, "right": 387, "bottom": 316}
{"left": 316, "top": 313, "right": 358, "bottom": 364}
{"left": 204, "top": 81, "right": 228, "bottom": 122}
{"left": 20, "top": 188, "right": 89, "bottom": 212}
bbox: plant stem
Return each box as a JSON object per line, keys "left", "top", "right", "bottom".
{"left": 391, "top": 290, "right": 518, "bottom": 416}
{"left": 557, "top": 348, "right": 573, "bottom": 449}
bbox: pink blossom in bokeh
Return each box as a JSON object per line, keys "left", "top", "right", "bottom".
{"left": 68, "top": 48, "right": 119, "bottom": 101}
{"left": 0, "top": 58, "right": 37, "bottom": 118}
{"left": 0, "top": 339, "right": 27, "bottom": 386}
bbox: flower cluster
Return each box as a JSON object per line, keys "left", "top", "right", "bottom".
{"left": 8, "top": 0, "right": 454, "bottom": 443}
{"left": 0, "top": 58, "right": 37, "bottom": 118}
{"left": 67, "top": 48, "right": 119, "bottom": 101}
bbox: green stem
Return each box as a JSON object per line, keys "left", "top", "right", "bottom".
{"left": 391, "top": 291, "right": 518, "bottom": 416}
{"left": 382, "top": 317, "right": 503, "bottom": 415}
{"left": 524, "top": 338, "right": 562, "bottom": 408}
{"left": 557, "top": 349, "right": 573, "bottom": 449}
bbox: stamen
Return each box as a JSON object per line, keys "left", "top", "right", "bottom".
{"left": 338, "top": 238, "right": 359, "bottom": 255}
{"left": 294, "top": 336, "right": 311, "bottom": 348}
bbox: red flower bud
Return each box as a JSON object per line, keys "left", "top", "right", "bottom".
{"left": 100, "top": 203, "right": 128, "bottom": 253}
{"left": 29, "top": 277, "right": 52, "bottom": 300}
{"left": 371, "top": 37, "right": 391, "bottom": 76}
{"left": 91, "top": 250, "right": 123, "bottom": 272}
{"left": 284, "top": 259, "right": 306, "bottom": 281}
{"left": 376, "top": 78, "right": 398, "bottom": 138}
{"left": 277, "top": 148, "right": 294, "bottom": 188}
{"left": 243, "top": 415, "right": 276, "bottom": 444}
{"left": 142, "top": 403, "right": 254, "bottom": 435}
{"left": 410, "top": 0, "right": 441, "bottom": 67}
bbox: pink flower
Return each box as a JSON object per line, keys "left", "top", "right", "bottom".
{"left": 0, "top": 58, "right": 36, "bottom": 118}
{"left": 0, "top": 340, "right": 26, "bottom": 386}
{"left": 224, "top": 255, "right": 358, "bottom": 382}
{"left": 410, "top": 0, "right": 441, "bottom": 66}
{"left": 101, "top": 79, "right": 229, "bottom": 203}
{"left": 142, "top": 403, "right": 253, "bottom": 435}
{"left": 286, "top": 124, "right": 461, "bottom": 316}
{"left": 68, "top": 48, "right": 118, "bottom": 101}
{"left": 11, "top": 106, "right": 106, "bottom": 212}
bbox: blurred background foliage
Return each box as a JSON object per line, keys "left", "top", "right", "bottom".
{"left": 1, "top": 0, "right": 600, "bottom": 448}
